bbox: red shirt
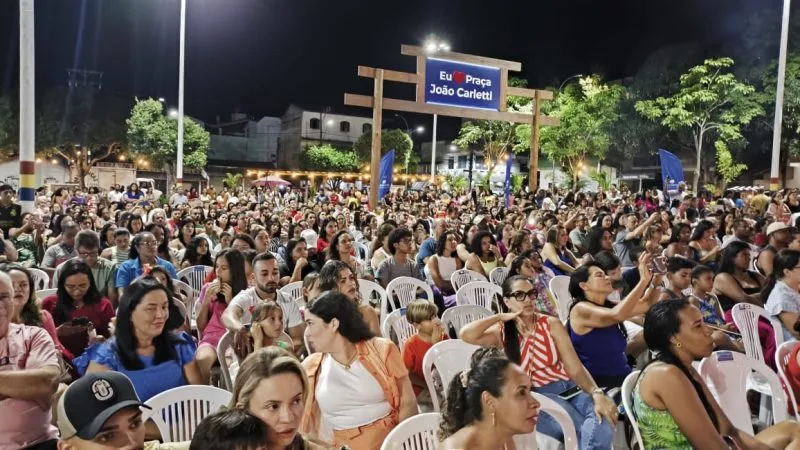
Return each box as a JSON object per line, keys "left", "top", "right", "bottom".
{"left": 402, "top": 333, "right": 447, "bottom": 396}
{"left": 40, "top": 295, "right": 115, "bottom": 337}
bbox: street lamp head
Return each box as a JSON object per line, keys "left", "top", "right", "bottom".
{"left": 158, "top": 97, "right": 166, "bottom": 103}
{"left": 425, "top": 41, "right": 438, "bottom": 54}
{"left": 415, "top": 126, "right": 425, "bottom": 133}
{"left": 168, "top": 108, "right": 179, "bottom": 119}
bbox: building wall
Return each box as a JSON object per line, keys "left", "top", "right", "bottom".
{"left": 208, "top": 117, "right": 281, "bottom": 165}
{"left": 0, "top": 158, "right": 71, "bottom": 188}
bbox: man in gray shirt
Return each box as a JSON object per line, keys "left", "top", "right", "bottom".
{"left": 376, "top": 227, "right": 424, "bottom": 288}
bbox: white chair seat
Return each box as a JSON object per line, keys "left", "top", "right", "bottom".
{"left": 380, "top": 412, "right": 440, "bottom": 450}
{"left": 450, "top": 268, "right": 487, "bottom": 291}
{"left": 455, "top": 281, "right": 502, "bottom": 310}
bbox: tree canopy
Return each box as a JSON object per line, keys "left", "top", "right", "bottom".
{"left": 300, "top": 144, "right": 360, "bottom": 172}
{"left": 353, "top": 129, "right": 413, "bottom": 169}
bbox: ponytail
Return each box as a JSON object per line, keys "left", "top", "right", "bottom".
{"left": 439, "top": 369, "right": 470, "bottom": 439}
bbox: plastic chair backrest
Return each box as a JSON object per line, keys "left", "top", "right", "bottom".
{"left": 698, "top": 351, "right": 788, "bottom": 435}
{"left": 216, "top": 331, "right": 236, "bottom": 391}
{"left": 380, "top": 412, "right": 440, "bottom": 450}
{"left": 382, "top": 309, "right": 416, "bottom": 349}
{"left": 142, "top": 385, "right": 232, "bottom": 442}
{"left": 422, "top": 339, "right": 480, "bottom": 412}
{"left": 358, "top": 278, "right": 387, "bottom": 307}
{"left": 548, "top": 275, "right": 572, "bottom": 322}
{"left": 177, "top": 265, "right": 213, "bottom": 298}
{"left": 621, "top": 370, "right": 645, "bottom": 450}
{"left": 384, "top": 277, "right": 434, "bottom": 326}
{"left": 34, "top": 288, "right": 58, "bottom": 304}
{"left": 512, "top": 392, "right": 579, "bottom": 450}
{"left": 455, "top": 281, "right": 502, "bottom": 310}
{"left": 730, "top": 303, "right": 784, "bottom": 364}
{"left": 172, "top": 279, "right": 195, "bottom": 323}
{"left": 441, "top": 305, "right": 492, "bottom": 338}
{"left": 279, "top": 282, "right": 304, "bottom": 305}
{"left": 450, "top": 269, "right": 487, "bottom": 291}
{"left": 354, "top": 241, "right": 370, "bottom": 263}
{"left": 489, "top": 266, "right": 510, "bottom": 286}
{"left": 776, "top": 341, "right": 800, "bottom": 417}
{"left": 28, "top": 268, "right": 50, "bottom": 291}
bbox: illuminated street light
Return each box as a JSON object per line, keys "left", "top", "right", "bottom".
{"left": 415, "top": 126, "right": 425, "bottom": 133}
{"left": 168, "top": 108, "right": 179, "bottom": 119}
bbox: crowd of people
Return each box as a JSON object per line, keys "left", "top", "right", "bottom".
{"left": 4, "top": 179, "right": 800, "bottom": 449}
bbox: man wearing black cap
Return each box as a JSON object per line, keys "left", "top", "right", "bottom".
{"left": 0, "top": 184, "right": 21, "bottom": 239}
{"left": 56, "top": 372, "right": 189, "bottom": 450}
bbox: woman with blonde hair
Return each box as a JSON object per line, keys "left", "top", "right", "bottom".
{"left": 230, "top": 347, "right": 331, "bottom": 449}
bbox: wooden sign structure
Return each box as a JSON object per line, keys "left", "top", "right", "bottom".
{"left": 345, "top": 44, "right": 559, "bottom": 209}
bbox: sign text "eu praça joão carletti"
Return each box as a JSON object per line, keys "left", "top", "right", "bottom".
{"left": 424, "top": 58, "right": 502, "bottom": 111}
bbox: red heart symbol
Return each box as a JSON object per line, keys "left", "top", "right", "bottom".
{"left": 453, "top": 71, "right": 465, "bottom": 84}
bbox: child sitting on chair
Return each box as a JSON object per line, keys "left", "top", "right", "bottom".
{"left": 250, "top": 301, "right": 291, "bottom": 353}
{"left": 401, "top": 299, "right": 447, "bottom": 411}
{"left": 688, "top": 264, "right": 744, "bottom": 352}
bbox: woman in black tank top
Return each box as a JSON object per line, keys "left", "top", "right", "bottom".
{"left": 713, "top": 241, "right": 765, "bottom": 312}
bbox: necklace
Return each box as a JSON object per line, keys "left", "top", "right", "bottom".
{"left": 335, "top": 350, "right": 359, "bottom": 370}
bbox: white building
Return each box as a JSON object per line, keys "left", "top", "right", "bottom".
{"left": 278, "top": 104, "right": 372, "bottom": 169}
{"left": 206, "top": 113, "right": 282, "bottom": 166}
{"left": 0, "top": 158, "right": 71, "bottom": 188}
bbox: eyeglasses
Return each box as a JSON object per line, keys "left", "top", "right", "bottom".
{"left": 510, "top": 290, "right": 537, "bottom": 302}
{"left": 139, "top": 240, "right": 158, "bottom": 247}
{"left": 78, "top": 250, "right": 99, "bottom": 258}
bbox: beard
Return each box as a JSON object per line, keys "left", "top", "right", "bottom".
{"left": 258, "top": 281, "right": 278, "bottom": 294}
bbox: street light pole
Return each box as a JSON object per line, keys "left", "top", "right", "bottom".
{"left": 18, "top": 0, "right": 35, "bottom": 213}
{"left": 176, "top": 0, "right": 186, "bottom": 190}
{"left": 431, "top": 114, "right": 438, "bottom": 183}
{"left": 770, "top": 0, "right": 791, "bottom": 191}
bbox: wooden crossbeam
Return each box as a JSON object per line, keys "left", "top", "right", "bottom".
{"left": 358, "top": 66, "right": 417, "bottom": 84}
{"left": 400, "top": 45, "right": 522, "bottom": 71}
{"left": 507, "top": 86, "right": 554, "bottom": 100}
{"left": 344, "top": 93, "right": 560, "bottom": 127}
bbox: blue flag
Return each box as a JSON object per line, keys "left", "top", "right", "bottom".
{"left": 379, "top": 149, "right": 395, "bottom": 201}
{"left": 504, "top": 154, "right": 514, "bottom": 208}
{"left": 658, "top": 149, "right": 684, "bottom": 195}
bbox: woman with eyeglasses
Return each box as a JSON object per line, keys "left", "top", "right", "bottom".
{"left": 115, "top": 232, "right": 178, "bottom": 298}
{"left": 460, "top": 275, "right": 617, "bottom": 449}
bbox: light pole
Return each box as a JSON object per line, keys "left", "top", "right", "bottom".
{"left": 423, "top": 36, "right": 450, "bottom": 183}
{"left": 771, "top": 0, "right": 791, "bottom": 191}
{"left": 176, "top": 0, "right": 186, "bottom": 191}
{"left": 18, "top": 0, "right": 35, "bottom": 212}
{"left": 558, "top": 73, "right": 583, "bottom": 92}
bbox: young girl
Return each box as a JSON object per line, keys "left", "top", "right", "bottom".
{"left": 250, "top": 301, "right": 291, "bottom": 352}
{"left": 688, "top": 264, "right": 744, "bottom": 352}
{"left": 402, "top": 299, "right": 447, "bottom": 410}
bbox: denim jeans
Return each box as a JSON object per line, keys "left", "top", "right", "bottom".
{"left": 534, "top": 380, "right": 614, "bottom": 450}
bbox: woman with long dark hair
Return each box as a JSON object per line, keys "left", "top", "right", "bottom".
{"left": 181, "top": 236, "right": 213, "bottom": 269}
{"left": 585, "top": 227, "right": 613, "bottom": 258}
{"left": 315, "top": 217, "right": 338, "bottom": 256}
{"left": 145, "top": 223, "right": 173, "bottom": 265}
{"left": 689, "top": 219, "right": 721, "bottom": 265}
{"left": 507, "top": 251, "right": 558, "bottom": 317}
{"left": 438, "top": 348, "right": 540, "bottom": 450}
{"left": 665, "top": 222, "right": 700, "bottom": 261}
{"left": 504, "top": 229, "right": 534, "bottom": 266}
{"left": 428, "top": 230, "right": 463, "bottom": 296}
{"left": 300, "top": 291, "right": 418, "bottom": 448}
{"left": 369, "top": 223, "right": 395, "bottom": 271}
{"left": 465, "top": 230, "right": 505, "bottom": 278}
{"left": 460, "top": 276, "right": 616, "bottom": 448}
{"left": 326, "top": 230, "right": 368, "bottom": 279}
{"left": 170, "top": 217, "right": 196, "bottom": 252}
{"left": 279, "top": 238, "right": 318, "bottom": 286}
{"left": 542, "top": 225, "right": 578, "bottom": 276}
{"left": 633, "top": 299, "right": 800, "bottom": 449}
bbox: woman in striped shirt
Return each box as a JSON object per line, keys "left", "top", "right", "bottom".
{"left": 460, "top": 275, "right": 617, "bottom": 450}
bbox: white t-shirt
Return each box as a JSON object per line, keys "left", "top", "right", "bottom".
{"left": 229, "top": 287, "right": 302, "bottom": 329}
{"left": 315, "top": 357, "right": 391, "bottom": 429}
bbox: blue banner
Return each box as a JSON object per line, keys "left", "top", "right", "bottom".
{"left": 424, "top": 58, "right": 501, "bottom": 111}
{"left": 658, "top": 149, "right": 684, "bottom": 194}
{"left": 379, "top": 149, "right": 395, "bottom": 201}
{"left": 504, "top": 154, "right": 513, "bottom": 208}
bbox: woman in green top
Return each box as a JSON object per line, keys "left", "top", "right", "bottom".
{"left": 634, "top": 298, "right": 800, "bottom": 450}
{"left": 12, "top": 213, "right": 43, "bottom": 268}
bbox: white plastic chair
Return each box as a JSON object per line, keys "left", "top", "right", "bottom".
{"left": 216, "top": 331, "right": 236, "bottom": 391}
{"left": 177, "top": 265, "right": 214, "bottom": 299}
{"left": 358, "top": 278, "right": 387, "bottom": 307}
{"left": 441, "top": 305, "right": 492, "bottom": 338}
{"left": 450, "top": 268, "right": 487, "bottom": 291}
{"left": 422, "top": 339, "right": 480, "bottom": 412}
{"left": 28, "top": 268, "right": 50, "bottom": 291}
{"left": 354, "top": 241, "right": 370, "bottom": 263}
{"left": 548, "top": 275, "right": 572, "bottom": 322}
{"left": 384, "top": 277, "right": 435, "bottom": 326}
{"left": 380, "top": 412, "right": 440, "bottom": 450}
{"left": 621, "top": 370, "right": 645, "bottom": 450}
{"left": 34, "top": 288, "right": 58, "bottom": 303}
{"left": 698, "top": 351, "right": 788, "bottom": 435}
{"left": 382, "top": 308, "right": 416, "bottom": 349}
{"left": 513, "top": 392, "right": 579, "bottom": 450}
{"left": 279, "top": 281, "right": 303, "bottom": 305}
{"left": 142, "top": 385, "right": 232, "bottom": 442}
{"left": 172, "top": 279, "right": 195, "bottom": 329}
{"left": 489, "top": 266, "right": 510, "bottom": 286}
{"left": 455, "top": 280, "right": 502, "bottom": 310}
{"left": 776, "top": 341, "right": 800, "bottom": 419}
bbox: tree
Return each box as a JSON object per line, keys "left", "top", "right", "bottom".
{"left": 454, "top": 78, "right": 531, "bottom": 177}
{"left": 444, "top": 173, "right": 468, "bottom": 194}
{"left": 223, "top": 172, "right": 243, "bottom": 189}
{"left": 126, "top": 98, "right": 210, "bottom": 190}
{"left": 0, "top": 95, "right": 16, "bottom": 159}
{"left": 635, "top": 58, "right": 764, "bottom": 191}
{"left": 714, "top": 141, "right": 748, "bottom": 189}
{"left": 510, "top": 173, "right": 526, "bottom": 195}
{"left": 353, "top": 129, "right": 413, "bottom": 170}
{"left": 526, "top": 76, "right": 624, "bottom": 189}
{"left": 299, "top": 144, "right": 360, "bottom": 172}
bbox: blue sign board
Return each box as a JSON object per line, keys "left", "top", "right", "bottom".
{"left": 424, "top": 58, "right": 502, "bottom": 111}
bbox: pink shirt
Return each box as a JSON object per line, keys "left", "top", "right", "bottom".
{"left": 0, "top": 323, "right": 60, "bottom": 449}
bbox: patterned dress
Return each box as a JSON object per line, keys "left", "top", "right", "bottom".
{"left": 632, "top": 365, "right": 693, "bottom": 449}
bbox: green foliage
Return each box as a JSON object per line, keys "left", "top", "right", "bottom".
{"left": 531, "top": 76, "right": 624, "bottom": 176}
{"left": 223, "top": 172, "right": 243, "bottom": 189}
{"left": 635, "top": 58, "right": 764, "bottom": 191}
{"left": 474, "top": 173, "right": 491, "bottom": 193}
{"left": 589, "top": 170, "right": 612, "bottom": 191}
{"left": 510, "top": 173, "right": 526, "bottom": 195}
{"left": 126, "top": 98, "right": 210, "bottom": 170}
{"left": 300, "top": 144, "right": 360, "bottom": 172}
{"left": 444, "top": 173, "right": 468, "bottom": 194}
{"left": 0, "top": 95, "right": 16, "bottom": 159}
{"left": 353, "top": 129, "right": 413, "bottom": 169}
{"left": 714, "top": 141, "right": 748, "bottom": 185}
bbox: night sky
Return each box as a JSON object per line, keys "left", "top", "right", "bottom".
{"left": 0, "top": 0, "right": 784, "bottom": 139}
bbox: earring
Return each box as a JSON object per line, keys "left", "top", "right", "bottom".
{"left": 675, "top": 341, "right": 682, "bottom": 348}
{"left": 492, "top": 411, "right": 496, "bottom": 427}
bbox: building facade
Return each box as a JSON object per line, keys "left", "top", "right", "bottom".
{"left": 206, "top": 113, "right": 282, "bottom": 167}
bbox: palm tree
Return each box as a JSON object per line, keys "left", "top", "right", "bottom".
{"left": 223, "top": 172, "right": 243, "bottom": 189}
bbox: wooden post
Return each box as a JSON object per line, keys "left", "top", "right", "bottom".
{"left": 529, "top": 90, "right": 542, "bottom": 192}
{"left": 369, "top": 69, "right": 384, "bottom": 210}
